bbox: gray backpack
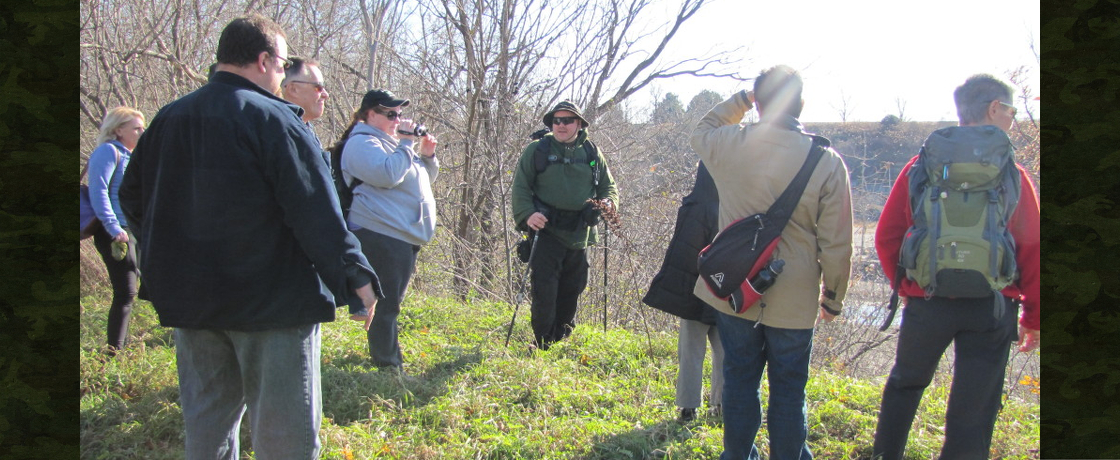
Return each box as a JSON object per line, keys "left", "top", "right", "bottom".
{"left": 900, "top": 125, "right": 1021, "bottom": 298}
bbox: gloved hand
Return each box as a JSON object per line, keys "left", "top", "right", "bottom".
{"left": 517, "top": 235, "right": 534, "bottom": 263}
{"left": 581, "top": 202, "right": 602, "bottom": 227}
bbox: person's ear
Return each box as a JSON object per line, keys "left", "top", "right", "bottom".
{"left": 256, "top": 51, "right": 271, "bottom": 73}
{"left": 981, "top": 99, "right": 1002, "bottom": 124}
{"left": 988, "top": 99, "right": 1002, "bottom": 118}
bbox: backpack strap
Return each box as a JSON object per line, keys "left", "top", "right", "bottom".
{"left": 533, "top": 135, "right": 601, "bottom": 186}
{"left": 586, "top": 139, "right": 601, "bottom": 187}
{"left": 334, "top": 131, "right": 369, "bottom": 192}
{"left": 987, "top": 188, "right": 1001, "bottom": 280}
{"left": 81, "top": 143, "right": 123, "bottom": 184}
{"left": 879, "top": 261, "right": 904, "bottom": 331}
{"left": 529, "top": 135, "right": 603, "bottom": 220}
{"left": 532, "top": 136, "right": 552, "bottom": 173}
{"left": 926, "top": 183, "right": 943, "bottom": 296}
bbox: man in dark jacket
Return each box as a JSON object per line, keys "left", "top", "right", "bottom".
{"left": 120, "top": 14, "right": 380, "bottom": 459}
{"left": 643, "top": 162, "right": 724, "bottom": 422}
{"left": 511, "top": 100, "right": 619, "bottom": 350}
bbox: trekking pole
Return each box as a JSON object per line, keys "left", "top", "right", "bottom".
{"left": 602, "top": 230, "right": 609, "bottom": 332}
{"left": 505, "top": 232, "right": 538, "bottom": 347}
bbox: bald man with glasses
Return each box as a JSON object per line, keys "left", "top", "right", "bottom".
{"left": 282, "top": 57, "right": 332, "bottom": 167}
{"left": 282, "top": 57, "right": 330, "bottom": 125}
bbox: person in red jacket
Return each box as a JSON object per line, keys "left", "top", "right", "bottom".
{"left": 871, "top": 74, "right": 1040, "bottom": 460}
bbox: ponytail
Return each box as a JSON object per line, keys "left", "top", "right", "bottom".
{"left": 329, "top": 109, "right": 372, "bottom": 171}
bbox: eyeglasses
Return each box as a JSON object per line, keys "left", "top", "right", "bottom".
{"left": 288, "top": 80, "right": 327, "bottom": 93}
{"left": 376, "top": 110, "right": 403, "bottom": 120}
{"left": 552, "top": 116, "right": 579, "bottom": 126}
{"left": 272, "top": 53, "right": 293, "bottom": 70}
{"left": 998, "top": 101, "right": 1018, "bottom": 116}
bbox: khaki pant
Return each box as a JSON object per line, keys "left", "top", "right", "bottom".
{"left": 675, "top": 317, "right": 724, "bottom": 409}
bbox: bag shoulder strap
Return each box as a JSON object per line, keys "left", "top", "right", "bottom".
{"left": 337, "top": 131, "right": 372, "bottom": 190}
{"left": 764, "top": 134, "right": 829, "bottom": 225}
{"left": 81, "top": 143, "right": 123, "bottom": 183}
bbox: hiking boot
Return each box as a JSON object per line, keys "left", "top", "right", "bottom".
{"left": 678, "top": 408, "right": 696, "bottom": 422}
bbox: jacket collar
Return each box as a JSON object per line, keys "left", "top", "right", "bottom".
{"left": 105, "top": 139, "right": 130, "bottom": 154}
{"left": 210, "top": 71, "right": 302, "bottom": 117}
{"left": 758, "top": 114, "right": 804, "bottom": 133}
{"left": 546, "top": 129, "right": 588, "bottom": 148}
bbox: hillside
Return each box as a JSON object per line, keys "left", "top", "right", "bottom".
{"left": 80, "top": 289, "right": 1039, "bottom": 459}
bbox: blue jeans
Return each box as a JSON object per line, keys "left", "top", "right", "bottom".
{"left": 716, "top": 312, "right": 814, "bottom": 460}
{"left": 174, "top": 325, "right": 322, "bottom": 459}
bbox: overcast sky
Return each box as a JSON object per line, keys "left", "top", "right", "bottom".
{"left": 634, "top": 0, "right": 1041, "bottom": 122}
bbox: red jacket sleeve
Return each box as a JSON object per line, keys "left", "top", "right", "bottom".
{"left": 875, "top": 156, "right": 918, "bottom": 288}
{"left": 1010, "top": 166, "right": 1041, "bottom": 330}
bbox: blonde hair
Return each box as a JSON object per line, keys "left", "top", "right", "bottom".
{"left": 95, "top": 106, "right": 145, "bottom": 146}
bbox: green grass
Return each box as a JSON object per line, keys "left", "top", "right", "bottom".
{"left": 80, "top": 290, "right": 1039, "bottom": 459}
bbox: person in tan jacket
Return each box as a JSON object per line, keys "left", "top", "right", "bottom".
{"left": 690, "top": 65, "right": 853, "bottom": 460}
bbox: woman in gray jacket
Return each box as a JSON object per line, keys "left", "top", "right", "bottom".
{"left": 334, "top": 89, "right": 439, "bottom": 373}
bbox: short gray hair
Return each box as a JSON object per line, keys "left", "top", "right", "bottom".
{"left": 282, "top": 57, "right": 320, "bottom": 86}
{"left": 954, "top": 74, "right": 1014, "bottom": 125}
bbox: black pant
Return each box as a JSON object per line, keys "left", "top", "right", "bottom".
{"left": 353, "top": 228, "right": 419, "bottom": 368}
{"left": 91, "top": 227, "right": 139, "bottom": 350}
{"left": 528, "top": 231, "right": 589, "bottom": 349}
{"left": 872, "top": 295, "right": 1018, "bottom": 460}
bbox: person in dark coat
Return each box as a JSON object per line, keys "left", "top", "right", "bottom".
{"left": 643, "top": 161, "right": 724, "bottom": 422}
{"left": 120, "top": 15, "right": 380, "bottom": 458}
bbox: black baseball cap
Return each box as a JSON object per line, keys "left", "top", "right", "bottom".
{"left": 361, "top": 89, "right": 410, "bottom": 110}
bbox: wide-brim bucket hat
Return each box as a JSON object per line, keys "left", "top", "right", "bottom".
{"left": 542, "top": 100, "right": 589, "bottom": 128}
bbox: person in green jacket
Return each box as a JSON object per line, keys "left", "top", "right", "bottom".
{"left": 511, "top": 100, "right": 619, "bottom": 350}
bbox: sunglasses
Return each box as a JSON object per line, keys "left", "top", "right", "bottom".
{"left": 998, "top": 101, "right": 1018, "bottom": 116}
{"left": 272, "top": 53, "right": 293, "bottom": 70}
{"left": 376, "top": 110, "right": 404, "bottom": 120}
{"left": 552, "top": 116, "right": 580, "bottom": 126}
{"left": 289, "top": 80, "right": 327, "bottom": 93}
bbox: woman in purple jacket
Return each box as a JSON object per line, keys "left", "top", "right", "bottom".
{"left": 86, "top": 106, "right": 145, "bottom": 353}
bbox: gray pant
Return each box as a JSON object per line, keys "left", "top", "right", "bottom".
{"left": 175, "top": 325, "right": 322, "bottom": 459}
{"left": 676, "top": 317, "right": 725, "bottom": 409}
